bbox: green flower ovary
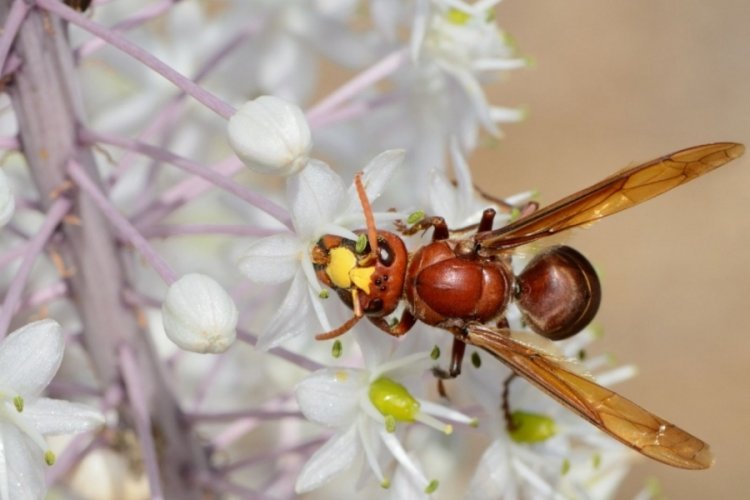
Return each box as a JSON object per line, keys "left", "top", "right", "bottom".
{"left": 369, "top": 377, "right": 420, "bottom": 422}
{"left": 508, "top": 410, "right": 557, "bottom": 443}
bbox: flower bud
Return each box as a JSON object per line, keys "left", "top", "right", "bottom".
{"left": 0, "top": 169, "right": 14, "bottom": 227}
{"left": 227, "top": 95, "right": 312, "bottom": 176}
{"left": 162, "top": 273, "right": 238, "bottom": 353}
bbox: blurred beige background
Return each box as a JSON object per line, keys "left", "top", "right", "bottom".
{"left": 473, "top": 1, "right": 750, "bottom": 498}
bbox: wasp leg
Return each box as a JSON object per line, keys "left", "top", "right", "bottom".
{"left": 368, "top": 309, "right": 416, "bottom": 337}
{"left": 432, "top": 336, "right": 467, "bottom": 379}
{"left": 502, "top": 373, "right": 518, "bottom": 432}
{"left": 395, "top": 216, "right": 449, "bottom": 241}
{"left": 477, "top": 208, "right": 496, "bottom": 233}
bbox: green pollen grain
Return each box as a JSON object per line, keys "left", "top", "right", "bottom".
{"left": 407, "top": 210, "right": 424, "bottom": 225}
{"left": 471, "top": 351, "right": 481, "bottom": 368}
{"left": 561, "top": 458, "right": 571, "bottom": 475}
{"left": 331, "top": 340, "right": 342, "bottom": 358}
{"left": 318, "top": 289, "right": 329, "bottom": 299}
{"left": 384, "top": 415, "right": 396, "bottom": 433}
{"left": 425, "top": 480, "right": 439, "bottom": 494}
{"left": 44, "top": 451, "right": 56, "bottom": 466}
{"left": 355, "top": 234, "right": 368, "bottom": 253}
{"left": 13, "top": 395, "right": 23, "bottom": 413}
{"left": 430, "top": 345, "right": 440, "bottom": 360}
{"left": 446, "top": 8, "right": 470, "bottom": 25}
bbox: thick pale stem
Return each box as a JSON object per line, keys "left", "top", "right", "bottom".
{"left": 1, "top": 4, "right": 209, "bottom": 497}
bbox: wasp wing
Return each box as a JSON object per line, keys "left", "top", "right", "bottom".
{"left": 464, "top": 323, "right": 713, "bottom": 469}
{"left": 476, "top": 143, "right": 744, "bottom": 250}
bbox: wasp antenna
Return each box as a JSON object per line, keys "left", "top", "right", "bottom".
{"left": 354, "top": 172, "right": 379, "bottom": 261}
{"left": 315, "top": 314, "right": 363, "bottom": 340}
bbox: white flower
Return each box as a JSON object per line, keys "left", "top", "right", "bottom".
{"left": 161, "top": 273, "right": 238, "bottom": 353}
{"left": 413, "top": 1, "right": 526, "bottom": 138}
{"left": 294, "top": 331, "right": 473, "bottom": 494}
{"left": 427, "top": 138, "right": 535, "bottom": 228}
{"left": 0, "top": 169, "right": 14, "bottom": 227}
{"left": 227, "top": 95, "right": 312, "bottom": 176}
{"left": 238, "top": 150, "right": 404, "bottom": 350}
{"left": 463, "top": 328, "right": 635, "bottom": 499}
{"left": 0, "top": 319, "right": 104, "bottom": 500}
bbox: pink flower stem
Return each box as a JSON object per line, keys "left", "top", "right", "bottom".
{"left": 76, "top": 0, "right": 180, "bottom": 59}
{"left": 0, "top": 242, "right": 29, "bottom": 269}
{"left": 0, "top": 135, "right": 18, "bottom": 149}
{"left": 306, "top": 48, "right": 407, "bottom": 127}
{"left": 0, "top": 197, "right": 71, "bottom": 338}
{"left": 0, "top": 0, "right": 29, "bottom": 71}
{"left": 81, "top": 129, "right": 293, "bottom": 229}
{"left": 67, "top": 159, "right": 178, "bottom": 284}
{"left": 108, "top": 24, "right": 259, "bottom": 192}
{"left": 236, "top": 329, "right": 324, "bottom": 372}
{"left": 118, "top": 343, "right": 165, "bottom": 500}
{"left": 219, "top": 436, "right": 328, "bottom": 475}
{"left": 36, "top": 0, "right": 236, "bottom": 120}
{"left": 186, "top": 408, "right": 303, "bottom": 423}
{"left": 130, "top": 156, "right": 245, "bottom": 228}
{"left": 139, "top": 223, "right": 285, "bottom": 239}
{"left": 46, "top": 433, "right": 105, "bottom": 487}
{"left": 19, "top": 281, "right": 68, "bottom": 313}
{"left": 312, "top": 91, "right": 401, "bottom": 128}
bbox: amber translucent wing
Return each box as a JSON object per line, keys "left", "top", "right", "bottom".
{"left": 464, "top": 323, "right": 713, "bottom": 469}
{"left": 476, "top": 143, "right": 744, "bottom": 250}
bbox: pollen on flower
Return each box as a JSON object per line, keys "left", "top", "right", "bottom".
{"left": 334, "top": 370, "right": 348, "bottom": 382}
{"left": 425, "top": 479, "right": 439, "bottom": 494}
{"left": 13, "top": 395, "right": 23, "bottom": 412}
{"left": 44, "top": 450, "right": 56, "bottom": 466}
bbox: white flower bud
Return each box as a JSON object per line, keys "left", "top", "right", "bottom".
{"left": 0, "top": 169, "right": 14, "bottom": 227}
{"left": 227, "top": 95, "right": 312, "bottom": 176}
{"left": 161, "top": 273, "right": 238, "bottom": 353}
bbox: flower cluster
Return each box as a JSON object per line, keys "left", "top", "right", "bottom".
{"left": 0, "top": 1, "right": 644, "bottom": 499}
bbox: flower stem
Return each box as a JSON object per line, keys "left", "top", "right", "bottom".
{"left": 67, "top": 159, "right": 178, "bottom": 284}
{"left": 36, "top": 0, "right": 236, "bottom": 119}
{"left": 0, "top": 198, "right": 71, "bottom": 338}
{"left": 3, "top": 5, "right": 211, "bottom": 497}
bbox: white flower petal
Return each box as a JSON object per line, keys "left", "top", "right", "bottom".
{"left": 0, "top": 420, "right": 45, "bottom": 500}
{"left": 295, "top": 425, "right": 360, "bottom": 494}
{"left": 227, "top": 95, "right": 312, "bottom": 176}
{"left": 161, "top": 274, "right": 238, "bottom": 354}
{"left": 256, "top": 270, "right": 312, "bottom": 351}
{"left": 295, "top": 368, "right": 365, "bottom": 427}
{"left": 0, "top": 320, "right": 63, "bottom": 398}
{"left": 427, "top": 169, "right": 459, "bottom": 224}
{"left": 288, "top": 159, "right": 346, "bottom": 237}
{"left": 0, "top": 170, "right": 14, "bottom": 227}
{"left": 23, "top": 398, "right": 104, "bottom": 436}
{"left": 238, "top": 233, "right": 302, "bottom": 284}
{"left": 347, "top": 149, "right": 405, "bottom": 207}
{"left": 466, "top": 440, "right": 512, "bottom": 500}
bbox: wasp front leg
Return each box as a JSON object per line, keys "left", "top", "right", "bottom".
{"left": 395, "top": 216, "right": 449, "bottom": 241}
{"left": 369, "top": 309, "right": 416, "bottom": 337}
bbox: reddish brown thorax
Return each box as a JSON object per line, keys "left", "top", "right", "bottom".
{"left": 405, "top": 240, "right": 512, "bottom": 327}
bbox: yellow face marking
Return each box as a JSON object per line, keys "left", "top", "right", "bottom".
{"left": 325, "top": 247, "right": 375, "bottom": 294}
{"left": 326, "top": 247, "right": 357, "bottom": 289}
{"left": 350, "top": 266, "right": 375, "bottom": 294}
